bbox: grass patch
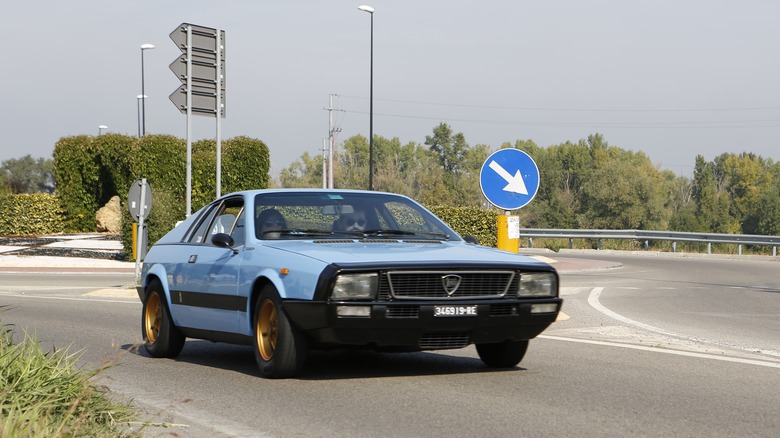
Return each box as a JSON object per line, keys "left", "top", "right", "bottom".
{"left": 0, "top": 309, "right": 140, "bottom": 437}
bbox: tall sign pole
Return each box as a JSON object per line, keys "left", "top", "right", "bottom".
{"left": 215, "top": 30, "right": 222, "bottom": 198}
{"left": 169, "top": 23, "right": 227, "bottom": 216}
{"left": 186, "top": 25, "right": 193, "bottom": 216}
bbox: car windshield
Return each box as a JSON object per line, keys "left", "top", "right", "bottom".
{"left": 253, "top": 192, "right": 459, "bottom": 241}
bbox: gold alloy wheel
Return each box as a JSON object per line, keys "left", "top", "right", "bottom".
{"left": 257, "top": 299, "right": 279, "bottom": 361}
{"left": 144, "top": 291, "right": 162, "bottom": 343}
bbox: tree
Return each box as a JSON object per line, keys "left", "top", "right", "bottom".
{"left": 425, "top": 122, "right": 468, "bottom": 174}
{"left": 0, "top": 155, "right": 55, "bottom": 194}
{"left": 743, "top": 191, "right": 780, "bottom": 236}
{"left": 577, "top": 147, "right": 668, "bottom": 230}
{"left": 279, "top": 151, "right": 323, "bottom": 188}
{"left": 721, "top": 153, "right": 772, "bottom": 227}
{"left": 278, "top": 127, "right": 780, "bottom": 237}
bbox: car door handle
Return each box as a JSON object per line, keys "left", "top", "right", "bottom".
{"left": 188, "top": 255, "right": 198, "bottom": 263}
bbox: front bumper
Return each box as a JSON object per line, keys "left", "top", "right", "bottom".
{"left": 284, "top": 298, "right": 562, "bottom": 350}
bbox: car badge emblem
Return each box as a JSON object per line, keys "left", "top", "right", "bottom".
{"left": 441, "top": 274, "right": 462, "bottom": 296}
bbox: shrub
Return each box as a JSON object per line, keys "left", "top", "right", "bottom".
{"left": 0, "top": 193, "right": 64, "bottom": 236}
{"left": 428, "top": 205, "right": 499, "bottom": 247}
{"left": 0, "top": 312, "right": 139, "bottom": 436}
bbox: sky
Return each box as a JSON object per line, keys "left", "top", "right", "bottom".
{"left": 3, "top": 0, "right": 779, "bottom": 178}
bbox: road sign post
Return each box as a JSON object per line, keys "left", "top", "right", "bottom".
{"left": 479, "top": 149, "right": 541, "bottom": 253}
{"left": 128, "top": 179, "right": 153, "bottom": 282}
{"left": 169, "top": 23, "right": 226, "bottom": 216}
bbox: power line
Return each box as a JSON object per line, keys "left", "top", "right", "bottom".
{"left": 341, "top": 109, "right": 780, "bottom": 129}
{"left": 339, "top": 94, "right": 780, "bottom": 113}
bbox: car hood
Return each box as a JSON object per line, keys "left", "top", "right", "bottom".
{"left": 258, "top": 239, "right": 551, "bottom": 268}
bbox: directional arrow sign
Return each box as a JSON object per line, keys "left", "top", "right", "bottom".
{"left": 488, "top": 160, "right": 528, "bottom": 195}
{"left": 169, "top": 86, "right": 222, "bottom": 116}
{"left": 169, "top": 54, "right": 225, "bottom": 87}
{"left": 479, "top": 148, "right": 540, "bottom": 210}
{"left": 169, "top": 23, "right": 226, "bottom": 118}
{"left": 170, "top": 23, "right": 226, "bottom": 57}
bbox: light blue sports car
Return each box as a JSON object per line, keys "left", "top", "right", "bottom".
{"left": 138, "top": 189, "right": 561, "bottom": 378}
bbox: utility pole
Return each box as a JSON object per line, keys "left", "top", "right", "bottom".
{"left": 326, "top": 94, "right": 343, "bottom": 188}
{"left": 322, "top": 138, "right": 328, "bottom": 189}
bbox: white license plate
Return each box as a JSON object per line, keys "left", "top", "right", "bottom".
{"left": 433, "top": 305, "right": 478, "bottom": 317}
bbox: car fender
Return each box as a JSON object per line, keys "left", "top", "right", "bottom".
{"left": 252, "top": 267, "right": 288, "bottom": 298}
{"left": 141, "top": 263, "right": 172, "bottom": 305}
{"left": 236, "top": 267, "right": 289, "bottom": 336}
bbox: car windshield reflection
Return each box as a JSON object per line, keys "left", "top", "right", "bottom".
{"left": 253, "top": 192, "right": 457, "bottom": 241}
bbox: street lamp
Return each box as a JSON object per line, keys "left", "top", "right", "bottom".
{"left": 358, "top": 4, "right": 374, "bottom": 190}
{"left": 140, "top": 43, "right": 155, "bottom": 136}
{"left": 136, "top": 95, "right": 147, "bottom": 137}
{"left": 98, "top": 125, "right": 108, "bottom": 135}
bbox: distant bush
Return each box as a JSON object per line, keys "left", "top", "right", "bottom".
{"left": 428, "top": 205, "right": 499, "bottom": 247}
{"left": 52, "top": 134, "right": 271, "bottom": 259}
{"left": 0, "top": 193, "right": 64, "bottom": 236}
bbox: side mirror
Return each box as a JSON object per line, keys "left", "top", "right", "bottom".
{"left": 212, "top": 233, "right": 238, "bottom": 254}
{"left": 463, "top": 235, "right": 479, "bottom": 245}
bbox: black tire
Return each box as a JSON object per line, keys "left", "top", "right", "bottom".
{"left": 253, "top": 285, "right": 307, "bottom": 378}
{"left": 476, "top": 339, "right": 529, "bottom": 368}
{"left": 142, "top": 279, "right": 185, "bottom": 358}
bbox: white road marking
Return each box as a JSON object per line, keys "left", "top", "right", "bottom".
{"left": 0, "top": 291, "right": 137, "bottom": 304}
{"left": 585, "top": 286, "right": 780, "bottom": 360}
{"left": 587, "top": 287, "right": 680, "bottom": 337}
{"left": 539, "top": 335, "right": 780, "bottom": 369}
{"left": 83, "top": 289, "right": 137, "bottom": 298}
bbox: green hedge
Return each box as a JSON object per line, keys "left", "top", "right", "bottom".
{"left": 428, "top": 205, "right": 499, "bottom": 247}
{"left": 50, "top": 134, "right": 270, "bottom": 259}
{"left": 0, "top": 193, "right": 65, "bottom": 236}
{"left": 52, "top": 134, "right": 135, "bottom": 232}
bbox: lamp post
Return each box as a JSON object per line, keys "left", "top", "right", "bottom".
{"left": 358, "top": 4, "right": 374, "bottom": 190}
{"left": 98, "top": 125, "right": 108, "bottom": 136}
{"left": 140, "top": 43, "right": 155, "bottom": 136}
{"left": 136, "top": 95, "right": 147, "bottom": 137}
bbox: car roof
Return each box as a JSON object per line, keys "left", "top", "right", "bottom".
{"left": 220, "top": 188, "right": 414, "bottom": 201}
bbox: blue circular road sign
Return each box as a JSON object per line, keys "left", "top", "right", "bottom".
{"left": 479, "top": 149, "right": 540, "bottom": 210}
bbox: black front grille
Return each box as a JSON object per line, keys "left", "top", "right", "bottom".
{"left": 378, "top": 270, "right": 517, "bottom": 300}
{"left": 419, "top": 332, "right": 470, "bottom": 349}
{"left": 385, "top": 306, "right": 419, "bottom": 318}
{"left": 490, "top": 303, "right": 519, "bottom": 317}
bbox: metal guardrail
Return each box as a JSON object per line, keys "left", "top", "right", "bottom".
{"left": 518, "top": 229, "right": 780, "bottom": 257}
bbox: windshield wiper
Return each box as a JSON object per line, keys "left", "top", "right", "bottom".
{"left": 261, "top": 229, "right": 335, "bottom": 237}
{"left": 409, "top": 231, "right": 449, "bottom": 240}
{"left": 361, "top": 229, "right": 448, "bottom": 240}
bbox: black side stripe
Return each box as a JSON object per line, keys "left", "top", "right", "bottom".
{"left": 170, "top": 290, "right": 247, "bottom": 312}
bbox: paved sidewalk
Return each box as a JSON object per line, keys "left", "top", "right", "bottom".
{"left": 0, "top": 234, "right": 134, "bottom": 272}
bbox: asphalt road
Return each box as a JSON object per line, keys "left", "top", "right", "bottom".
{"left": 1, "top": 251, "right": 779, "bottom": 437}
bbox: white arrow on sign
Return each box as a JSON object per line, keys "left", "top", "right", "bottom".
{"left": 489, "top": 160, "right": 529, "bottom": 195}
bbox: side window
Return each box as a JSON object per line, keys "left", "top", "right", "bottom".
{"left": 231, "top": 209, "right": 246, "bottom": 246}
{"left": 188, "top": 204, "right": 221, "bottom": 243}
{"left": 188, "top": 198, "right": 245, "bottom": 244}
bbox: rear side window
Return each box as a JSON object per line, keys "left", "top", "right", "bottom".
{"left": 188, "top": 197, "right": 244, "bottom": 244}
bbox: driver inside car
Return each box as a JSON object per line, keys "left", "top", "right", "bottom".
{"left": 333, "top": 208, "right": 368, "bottom": 232}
